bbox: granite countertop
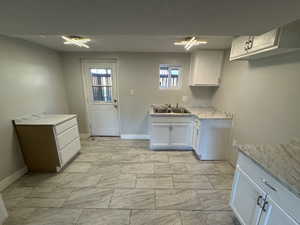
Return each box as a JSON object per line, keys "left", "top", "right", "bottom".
{"left": 237, "top": 138, "right": 300, "bottom": 197}
{"left": 186, "top": 107, "right": 233, "bottom": 120}
{"left": 14, "top": 114, "right": 77, "bottom": 125}
{"left": 149, "top": 105, "right": 233, "bottom": 120}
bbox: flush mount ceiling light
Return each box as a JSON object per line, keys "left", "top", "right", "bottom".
{"left": 174, "top": 37, "right": 207, "bottom": 50}
{"left": 62, "top": 35, "right": 91, "bottom": 48}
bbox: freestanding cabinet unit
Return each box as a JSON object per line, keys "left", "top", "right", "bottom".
{"left": 14, "top": 114, "right": 81, "bottom": 172}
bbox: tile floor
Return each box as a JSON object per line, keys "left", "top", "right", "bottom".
{"left": 2, "top": 137, "right": 238, "bottom": 225}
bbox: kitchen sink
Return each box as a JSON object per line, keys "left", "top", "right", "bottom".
{"left": 153, "top": 105, "right": 190, "bottom": 114}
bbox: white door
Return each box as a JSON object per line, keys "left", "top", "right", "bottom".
{"left": 230, "top": 36, "right": 250, "bottom": 60}
{"left": 230, "top": 166, "right": 266, "bottom": 225}
{"left": 258, "top": 197, "right": 299, "bottom": 225}
{"left": 249, "top": 29, "right": 279, "bottom": 54}
{"left": 83, "top": 61, "right": 120, "bottom": 136}
{"left": 150, "top": 123, "right": 171, "bottom": 148}
{"left": 170, "top": 123, "right": 192, "bottom": 147}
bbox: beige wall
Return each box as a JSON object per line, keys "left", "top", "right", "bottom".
{"left": 62, "top": 52, "right": 214, "bottom": 135}
{"left": 0, "top": 36, "right": 69, "bottom": 181}
{"left": 212, "top": 50, "right": 300, "bottom": 164}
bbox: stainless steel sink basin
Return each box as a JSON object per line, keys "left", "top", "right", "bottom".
{"left": 153, "top": 105, "right": 190, "bottom": 114}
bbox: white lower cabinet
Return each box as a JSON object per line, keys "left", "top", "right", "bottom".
{"left": 150, "top": 116, "right": 193, "bottom": 150}
{"left": 231, "top": 167, "right": 266, "bottom": 225}
{"left": 192, "top": 119, "right": 201, "bottom": 151}
{"left": 259, "top": 197, "right": 298, "bottom": 225}
{"left": 231, "top": 153, "right": 300, "bottom": 225}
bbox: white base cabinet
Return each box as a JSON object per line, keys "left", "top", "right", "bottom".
{"left": 231, "top": 153, "right": 300, "bottom": 225}
{"left": 150, "top": 116, "right": 193, "bottom": 150}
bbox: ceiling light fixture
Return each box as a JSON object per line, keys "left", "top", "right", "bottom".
{"left": 174, "top": 37, "right": 207, "bottom": 50}
{"left": 62, "top": 35, "right": 91, "bottom": 48}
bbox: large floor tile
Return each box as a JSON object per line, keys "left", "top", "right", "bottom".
{"left": 207, "top": 175, "right": 234, "bottom": 189}
{"left": 110, "top": 189, "right": 155, "bottom": 209}
{"left": 58, "top": 173, "right": 102, "bottom": 188}
{"left": 173, "top": 175, "right": 213, "bottom": 189}
{"left": 63, "top": 162, "right": 93, "bottom": 173}
{"left": 17, "top": 197, "right": 65, "bottom": 208}
{"left": 140, "top": 153, "right": 169, "bottom": 163}
{"left": 181, "top": 211, "right": 236, "bottom": 225}
{"left": 121, "top": 163, "right": 154, "bottom": 174}
{"left": 97, "top": 174, "right": 136, "bottom": 188}
{"left": 154, "top": 163, "right": 188, "bottom": 174}
{"left": 131, "top": 210, "right": 182, "bottom": 225}
{"left": 3, "top": 208, "right": 36, "bottom": 225}
{"left": 2, "top": 187, "right": 33, "bottom": 209}
{"left": 168, "top": 152, "right": 199, "bottom": 163}
{"left": 75, "top": 152, "right": 112, "bottom": 162}
{"left": 136, "top": 175, "right": 173, "bottom": 189}
{"left": 195, "top": 190, "right": 231, "bottom": 210}
{"left": 156, "top": 189, "right": 199, "bottom": 210}
{"left": 28, "top": 186, "right": 73, "bottom": 199}
{"left": 63, "top": 188, "right": 113, "bottom": 209}
{"left": 77, "top": 209, "right": 130, "bottom": 225}
{"left": 23, "top": 208, "right": 82, "bottom": 225}
{"left": 186, "top": 163, "right": 219, "bottom": 174}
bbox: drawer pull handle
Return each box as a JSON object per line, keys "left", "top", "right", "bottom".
{"left": 262, "top": 201, "right": 269, "bottom": 212}
{"left": 262, "top": 179, "right": 277, "bottom": 192}
{"left": 257, "top": 195, "right": 263, "bottom": 207}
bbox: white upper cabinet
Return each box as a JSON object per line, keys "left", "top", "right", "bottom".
{"left": 189, "top": 50, "right": 224, "bottom": 86}
{"left": 230, "top": 20, "right": 300, "bottom": 61}
{"left": 230, "top": 36, "right": 250, "bottom": 59}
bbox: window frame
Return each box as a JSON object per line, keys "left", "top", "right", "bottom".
{"left": 88, "top": 67, "right": 114, "bottom": 104}
{"left": 159, "top": 64, "right": 182, "bottom": 90}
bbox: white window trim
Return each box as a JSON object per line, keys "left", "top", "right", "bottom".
{"left": 159, "top": 64, "right": 182, "bottom": 90}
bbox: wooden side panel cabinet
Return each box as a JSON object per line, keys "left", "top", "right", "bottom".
{"left": 231, "top": 153, "right": 300, "bottom": 225}
{"left": 14, "top": 115, "right": 81, "bottom": 172}
{"left": 189, "top": 50, "right": 224, "bottom": 86}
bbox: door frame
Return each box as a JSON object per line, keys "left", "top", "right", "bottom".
{"left": 81, "top": 58, "right": 121, "bottom": 136}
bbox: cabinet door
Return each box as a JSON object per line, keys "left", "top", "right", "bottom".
{"left": 230, "top": 36, "right": 250, "bottom": 60}
{"left": 190, "top": 50, "right": 224, "bottom": 86}
{"left": 249, "top": 29, "right": 279, "bottom": 54}
{"left": 258, "top": 197, "right": 299, "bottom": 225}
{"left": 170, "top": 123, "right": 192, "bottom": 147}
{"left": 150, "top": 123, "right": 171, "bottom": 147}
{"left": 192, "top": 120, "right": 200, "bottom": 150}
{"left": 230, "top": 166, "right": 266, "bottom": 225}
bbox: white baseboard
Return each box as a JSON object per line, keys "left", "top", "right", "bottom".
{"left": 80, "top": 133, "right": 90, "bottom": 139}
{"left": 121, "top": 134, "right": 150, "bottom": 140}
{"left": 0, "top": 167, "right": 28, "bottom": 192}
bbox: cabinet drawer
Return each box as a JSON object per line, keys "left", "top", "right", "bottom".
{"left": 151, "top": 116, "right": 192, "bottom": 123}
{"left": 238, "top": 153, "right": 300, "bottom": 223}
{"left": 59, "top": 138, "right": 81, "bottom": 166}
{"left": 55, "top": 118, "right": 77, "bottom": 135}
{"left": 56, "top": 125, "right": 79, "bottom": 150}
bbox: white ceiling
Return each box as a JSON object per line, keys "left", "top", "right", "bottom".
{"left": 1, "top": 0, "right": 300, "bottom": 36}
{"left": 2, "top": 0, "right": 300, "bottom": 52}
{"left": 16, "top": 35, "right": 233, "bottom": 52}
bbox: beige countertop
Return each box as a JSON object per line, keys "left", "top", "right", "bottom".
{"left": 14, "top": 114, "right": 76, "bottom": 125}
{"left": 149, "top": 105, "right": 233, "bottom": 120}
{"left": 237, "top": 138, "right": 300, "bottom": 198}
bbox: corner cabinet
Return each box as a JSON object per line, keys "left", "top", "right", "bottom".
{"left": 149, "top": 116, "right": 193, "bottom": 150}
{"left": 230, "top": 20, "right": 300, "bottom": 61}
{"left": 189, "top": 50, "right": 224, "bottom": 86}
{"left": 231, "top": 153, "right": 300, "bottom": 225}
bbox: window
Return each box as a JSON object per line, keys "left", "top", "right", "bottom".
{"left": 159, "top": 65, "right": 181, "bottom": 89}
{"left": 90, "top": 68, "right": 112, "bottom": 102}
